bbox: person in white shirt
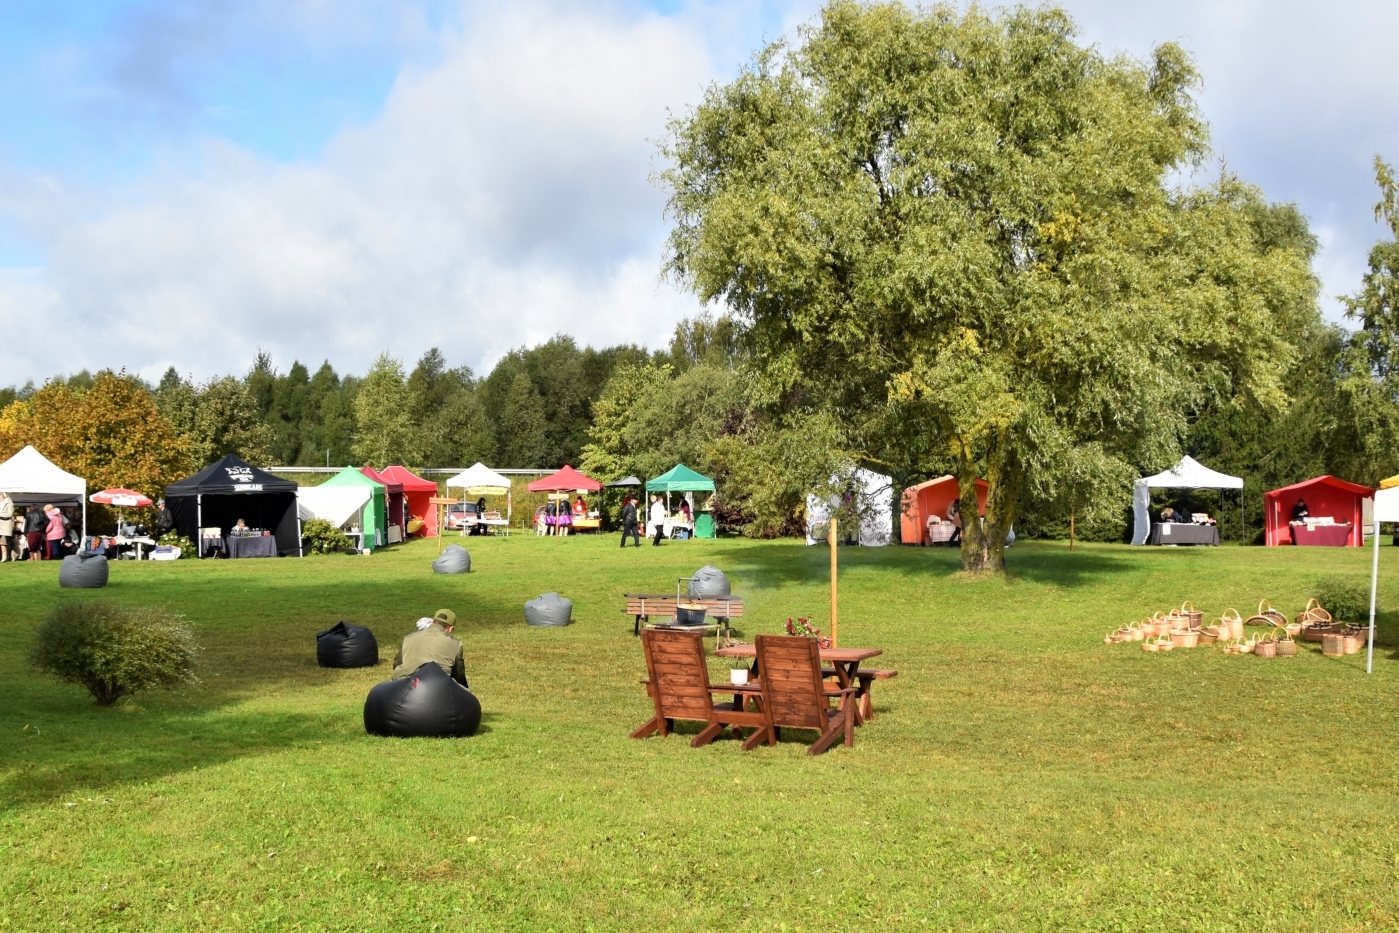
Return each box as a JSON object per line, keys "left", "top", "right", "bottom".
{"left": 649, "top": 495, "right": 667, "bottom": 546}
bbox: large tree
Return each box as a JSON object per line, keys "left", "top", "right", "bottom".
{"left": 352, "top": 353, "right": 414, "bottom": 467}
{"left": 662, "top": 1, "right": 1311, "bottom": 570}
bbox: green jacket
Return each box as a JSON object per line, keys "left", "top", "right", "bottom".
{"left": 393, "top": 625, "right": 468, "bottom": 687}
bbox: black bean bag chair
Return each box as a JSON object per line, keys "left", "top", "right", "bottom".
{"left": 59, "top": 553, "right": 108, "bottom": 589}
{"left": 363, "top": 662, "right": 481, "bottom": 738}
{"left": 687, "top": 564, "right": 731, "bottom": 598}
{"left": 316, "top": 621, "right": 379, "bottom": 668}
{"left": 432, "top": 544, "right": 471, "bottom": 574}
{"left": 524, "top": 592, "right": 572, "bottom": 627}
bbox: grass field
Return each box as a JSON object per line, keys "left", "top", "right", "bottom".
{"left": 3, "top": 534, "right": 1398, "bottom": 932}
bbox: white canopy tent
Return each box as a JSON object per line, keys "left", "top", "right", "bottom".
{"left": 1364, "top": 487, "right": 1399, "bottom": 674}
{"left": 0, "top": 445, "right": 86, "bottom": 539}
{"left": 444, "top": 462, "right": 512, "bottom": 523}
{"left": 1132, "top": 456, "right": 1243, "bottom": 545}
{"left": 805, "top": 468, "right": 894, "bottom": 547}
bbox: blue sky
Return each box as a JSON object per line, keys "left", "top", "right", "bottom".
{"left": 0, "top": 0, "right": 1395, "bottom": 385}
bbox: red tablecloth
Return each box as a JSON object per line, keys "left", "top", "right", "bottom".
{"left": 1290, "top": 523, "right": 1352, "bottom": 547}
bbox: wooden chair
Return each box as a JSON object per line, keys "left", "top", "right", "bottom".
{"left": 744, "top": 635, "right": 855, "bottom": 755}
{"left": 631, "top": 628, "right": 765, "bottom": 747}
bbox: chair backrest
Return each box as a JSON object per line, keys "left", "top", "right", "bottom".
{"left": 641, "top": 628, "right": 714, "bottom": 721}
{"left": 755, "top": 634, "right": 829, "bottom": 731}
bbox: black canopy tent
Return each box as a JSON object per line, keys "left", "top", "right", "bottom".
{"left": 165, "top": 455, "right": 301, "bottom": 556}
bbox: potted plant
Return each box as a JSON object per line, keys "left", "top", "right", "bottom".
{"left": 727, "top": 660, "right": 751, "bottom": 686}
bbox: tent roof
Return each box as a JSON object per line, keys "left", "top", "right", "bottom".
{"left": 1380, "top": 473, "right": 1399, "bottom": 490}
{"left": 527, "top": 465, "right": 601, "bottom": 493}
{"left": 360, "top": 465, "right": 402, "bottom": 494}
{"left": 446, "top": 462, "right": 512, "bottom": 493}
{"left": 1138, "top": 456, "right": 1242, "bottom": 490}
{"left": 297, "top": 484, "right": 371, "bottom": 528}
{"left": 0, "top": 445, "right": 85, "bottom": 497}
{"left": 903, "top": 475, "right": 987, "bottom": 494}
{"left": 1264, "top": 475, "right": 1374, "bottom": 500}
{"left": 166, "top": 454, "right": 297, "bottom": 496}
{"left": 645, "top": 463, "right": 715, "bottom": 492}
{"left": 377, "top": 465, "right": 437, "bottom": 492}
{"left": 321, "top": 465, "right": 385, "bottom": 491}
{"left": 605, "top": 475, "right": 643, "bottom": 488}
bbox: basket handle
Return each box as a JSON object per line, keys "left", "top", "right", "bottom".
{"left": 1181, "top": 600, "right": 1196, "bottom": 613}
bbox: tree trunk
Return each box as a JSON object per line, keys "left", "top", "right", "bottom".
{"left": 961, "top": 435, "right": 1022, "bottom": 574}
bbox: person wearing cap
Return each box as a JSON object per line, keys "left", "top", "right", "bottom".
{"left": 392, "top": 609, "right": 468, "bottom": 687}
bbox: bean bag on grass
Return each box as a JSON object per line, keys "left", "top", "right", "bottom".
{"left": 687, "top": 565, "right": 731, "bottom": 598}
{"left": 59, "top": 553, "right": 108, "bottom": 589}
{"left": 363, "top": 662, "right": 481, "bottom": 738}
{"left": 432, "top": 545, "right": 471, "bottom": 574}
{"left": 524, "top": 592, "right": 572, "bottom": 627}
{"left": 316, "top": 621, "right": 379, "bottom": 668}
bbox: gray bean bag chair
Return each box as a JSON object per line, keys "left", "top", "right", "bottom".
{"left": 316, "top": 621, "right": 379, "bottom": 668}
{"left": 363, "top": 662, "right": 481, "bottom": 738}
{"left": 688, "top": 565, "right": 731, "bottom": 598}
{"left": 59, "top": 553, "right": 109, "bottom": 589}
{"left": 432, "top": 544, "right": 471, "bottom": 574}
{"left": 524, "top": 592, "right": 572, "bottom": 627}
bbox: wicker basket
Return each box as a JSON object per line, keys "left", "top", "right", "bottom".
{"left": 1179, "top": 601, "right": 1205, "bottom": 628}
{"left": 1218, "top": 609, "right": 1244, "bottom": 641}
{"left": 1170, "top": 629, "right": 1199, "bottom": 648}
{"left": 1198, "top": 626, "right": 1220, "bottom": 644}
{"left": 1246, "top": 600, "right": 1287, "bottom": 628}
{"left": 1322, "top": 633, "right": 1345, "bottom": 657}
{"left": 1342, "top": 633, "right": 1364, "bottom": 656}
{"left": 1254, "top": 639, "right": 1277, "bottom": 658}
{"left": 1275, "top": 638, "right": 1297, "bottom": 657}
{"left": 1302, "top": 622, "right": 1337, "bottom": 643}
{"left": 1295, "top": 598, "right": 1333, "bottom": 627}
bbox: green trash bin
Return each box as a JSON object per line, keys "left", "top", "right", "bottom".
{"left": 695, "top": 513, "right": 715, "bottom": 539}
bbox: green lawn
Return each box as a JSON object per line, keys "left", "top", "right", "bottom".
{"left": 2, "top": 535, "right": 1398, "bottom": 932}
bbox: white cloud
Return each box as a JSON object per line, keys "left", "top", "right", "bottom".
{"left": 0, "top": 0, "right": 714, "bottom": 383}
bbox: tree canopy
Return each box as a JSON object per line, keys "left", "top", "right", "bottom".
{"left": 662, "top": 1, "right": 1315, "bottom": 569}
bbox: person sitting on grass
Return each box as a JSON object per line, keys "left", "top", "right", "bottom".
{"left": 393, "top": 609, "right": 467, "bottom": 687}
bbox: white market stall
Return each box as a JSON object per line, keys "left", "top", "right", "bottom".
{"left": 0, "top": 445, "right": 86, "bottom": 540}
{"left": 1132, "top": 456, "right": 1243, "bottom": 546}
{"left": 806, "top": 468, "right": 895, "bottom": 547}
{"left": 1364, "top": 487, "right": 1399, "bottom": 674}
{"left": 445, "top": 462, "right": 513, "bottom": 532}
{"left": 297, "top": 484, "right": 373, "bottom": 554}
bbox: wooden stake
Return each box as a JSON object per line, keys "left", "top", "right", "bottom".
{"left": 828, "top": 516, "right": 839, "bottom": 648}
{"left": 1070, "top": 509, "right": 1075, "bottom": 551}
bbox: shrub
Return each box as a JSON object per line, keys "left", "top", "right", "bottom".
{"left": 1314, "top": 577, "right": 1370, "bottom": 622}
{"left": 302, "top": 517, "right": 350, "bottom": 554}
{"left": 32, "top": 602, "right": 200, "bottom": 706}
{"left": 156, "top": 531, "right": 194, "bottom": 558}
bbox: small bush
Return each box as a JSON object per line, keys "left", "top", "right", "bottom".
{"left": 156, "top": 531, "right": 194, "bottom": 558}
{"left": 1313, "top": 577, "right": 1370, "bottom": 622}
{"left": 32, "top": 602, "right": 200, "bottom": 706}
{"left": 302, "top": 518, "right": 350, "bottom": 554}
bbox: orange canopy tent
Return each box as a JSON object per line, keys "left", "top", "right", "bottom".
{"left": 1263, "top": 475, "right": 1373, "bottom": 547}
{"left": 378, "top": 465, "right": 440, "bottom": 537}
{"left": 900, "top": 475, "right": 987, "bottom": 545}
{"left": 526, "top": 465, "right": 601, "bottom": 493}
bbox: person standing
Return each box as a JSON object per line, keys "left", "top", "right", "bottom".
{"left": 619, "top": 495, "right": 640, "bottom": 548}
{"left": 24, "top": 504, "right": 46, "bottom": 561}
{"left": 154, "top": 498, "right": 174, "bottom": 539}
{"left": 44, "top": 504, "right": 67, "bottom": 560}
{"left": 649, "top": 494, "right": 667, "bottom": 546}
{"left": 0, "top": 492, "right": 13, "bottom": 562}
{"left": 946, "top": 498, "right": 962, "bottom": 546}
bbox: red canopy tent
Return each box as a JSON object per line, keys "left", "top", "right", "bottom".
{"left": 361, "top": 466, "right": 406, "bottom": 541}
{"left": 1263, "top": 475, "right": 1373, "bottom": 547}
{"left": 378, "top": 465, "right": 439, "bottom": 537}
{"left": 526, "top": 465, "right": 601, "bottom": 493}
{"left": 900, "top": 475, "right": 988, "bottom": 545}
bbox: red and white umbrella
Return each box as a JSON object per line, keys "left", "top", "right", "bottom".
{"left": 90, "top": 488, "right": 154, "bottom": 508}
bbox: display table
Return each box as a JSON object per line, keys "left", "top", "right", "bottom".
{"left": 225, "top": 535, "right": 277, "bottom": 558}
{"left": 1148, "top": 523, "right": 1219, "bottom": 546}
{"left": 1290, "top": 522, "right": 1352, "bottom": 547}
{"left": 113, "top": 535, "right": 157, "bottom": 559}
{"left": 926, "top": 521, "right": 956, "bottom": 545}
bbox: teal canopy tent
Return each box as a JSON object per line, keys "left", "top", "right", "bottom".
{"left": 645, "top": 464, "right": 717, "bottom": 538}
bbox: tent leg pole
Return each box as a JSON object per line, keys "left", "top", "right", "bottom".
{"left": 1368, "top": 515, "right": 1380, "bottom": 675}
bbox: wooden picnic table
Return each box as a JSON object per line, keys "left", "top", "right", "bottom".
{"left": 716, "top": 644, "right": 892, "bottom": 725}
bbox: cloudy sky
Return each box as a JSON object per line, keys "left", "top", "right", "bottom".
{"left": 0, "top": 0, "right": 1396, "bottom": 386}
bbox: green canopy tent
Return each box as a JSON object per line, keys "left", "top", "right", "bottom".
{"left": 321, "top": 467, "right": 387, "bottom": 552}
{"left": 645, "top": 464, "right": 717, "bottom": 538}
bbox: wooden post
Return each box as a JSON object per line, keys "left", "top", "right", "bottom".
{"left": 828, "top": 516, "right": 839, "bottom": 648}
{"left": 429, "top": 497, "right": 457, "bottom": 554}
{"left": 1069, "top": 509, "right": 1075, "bottom": 551}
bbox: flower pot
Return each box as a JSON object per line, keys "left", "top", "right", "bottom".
{"left": 729, "top": 668, "right": 749, "bottom": 685}
{"left": 674, "top": 604, "right": 707, "bottom": 626}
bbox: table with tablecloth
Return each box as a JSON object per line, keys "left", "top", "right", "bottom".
{"left": 1290, "top": 522, "right": 1352, "bottom": 547}
{"left": 225, "top": 535, "right": 278, "bottom": 558}
{"left": 1148, "top": 523, "right": 1219, "bottom": 546}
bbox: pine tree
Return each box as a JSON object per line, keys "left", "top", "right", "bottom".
{"left": 498, "top": 372, "right": 548, "bottom": 468}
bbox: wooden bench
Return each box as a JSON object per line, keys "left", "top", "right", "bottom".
{"left": 625, "top": 593, "right": 744, "bottom": 636}
{"left": 823, "top": 667, "right": 897, "bottom": 722}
